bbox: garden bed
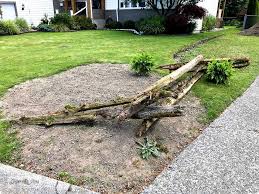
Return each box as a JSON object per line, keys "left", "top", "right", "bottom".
{"left": 2, "top": 64, "right": 206, "bottom": 193}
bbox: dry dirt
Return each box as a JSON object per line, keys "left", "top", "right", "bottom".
{"left": 1, "top": 64, "right": 206, "bottom": 194}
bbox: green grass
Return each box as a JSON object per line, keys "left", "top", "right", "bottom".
{"left": 183, "top": 28, "right": 259, "bottom": 120}
{"left": 0, "top": 121, "right": 19, "bottom": 163}
{"left": 0, "top": 28, "right": 258, "bottom": 162}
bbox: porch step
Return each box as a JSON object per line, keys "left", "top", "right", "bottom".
{"left": 93, "top": 19, "right": 105, "bottom": 29}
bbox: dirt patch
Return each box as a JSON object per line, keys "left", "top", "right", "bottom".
{"left": 241, "top": 22, "right": 259, "bottom": 36}
{"left": 1, "top": 64, "right": 206, "bottom": 193}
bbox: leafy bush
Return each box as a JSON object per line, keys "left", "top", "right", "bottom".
{"left": 51, "top": 24, "right": 70, "bottom": 32}
{"left": 37, "top": 24, "right": 54, "bottom": 32}
{"left": 137, "top": 138, "right": 160, "bottom": 160}
{"left": 206, "top": 60, "right": 233, "bottom": 84}
{"left": 15, "top": 18, "right": 30, "bottom": 32}
{"left": 72, "top": 16, "right": 97, "bottom": 30}
{"left": 131, "top": 52, "right": 154, "bottom": 75}
{"left": 50, "top": 13, "right": 72, "bottom": 28}
{"left": 104, "top": 21, "right": 123, "bottom": 29}
{"left": 166, "top": 4, "right": 206, "bottom": 34}
{"left": 123, "top": 20, "right": 136, "bottom": 29}
{"left": 40, "top": 14, "right": 50, "bottom": 24}
{"left": 202, "top": 15, "right": 216, "bottom": 31}
{"left": 0, "top": 20, "right": 20, "bottom": 35}
{"left": 224, "top": 19, "right": 242, "bottom": 27}
{"left": 136, "top": 16, "right": 165, "bottom": 35}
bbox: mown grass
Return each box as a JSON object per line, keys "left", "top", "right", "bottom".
{"left": 183, "top": 28, "right": 259, "bottom": 121}
{"left": 0, "top": 28, "right": 258, "bottom": 162}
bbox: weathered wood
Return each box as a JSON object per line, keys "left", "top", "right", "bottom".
{"left": 118, "top": 55, "right": 204, "bottom": 121}
{"left": 136, "top": 70, "right": 204, "bottom": 137}
{"left": 133, "top": 105, "right": 184, "bottom": 119}
{"left": 159, "top": 57, "right": 250, "bottom": 72}
{"left": 13, "top": 104, "right": 184, "bottom": 126}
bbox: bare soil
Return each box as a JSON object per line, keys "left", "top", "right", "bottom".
{"left": 1, "top": 64, "right": 206, "bottom": 194}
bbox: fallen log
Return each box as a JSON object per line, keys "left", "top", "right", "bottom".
{"left": 136, "top": 70, "right": 204, "bottom": 136}
{"left": 118, "top": 55, "right": 204, "bottom": 121}
{"left": 159, "top": 57, "right": 250, "bottom": 72}
{"left": 133, "top": 105, "right": 184, "bottom": 120}
{"left": 13, "top": 104, "right": 185, "bottom": 126}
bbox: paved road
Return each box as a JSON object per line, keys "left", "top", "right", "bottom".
{"left": 143, "top": 77, "right": 259, "bottom": 193}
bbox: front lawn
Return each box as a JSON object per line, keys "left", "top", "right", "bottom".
{"left": 0, "top": 29, "right": 258, "bottom": 163}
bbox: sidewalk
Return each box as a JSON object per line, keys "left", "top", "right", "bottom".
{"left": 143, "top": 77, "right": 259, "bottom": 193}
{"left": 0, "top": 163, "right": 96, "bottom": 194}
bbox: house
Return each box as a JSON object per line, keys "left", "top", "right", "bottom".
{"left": 0, "top": 0, "right": 221, "bottom": 30}
{"left": 0, "top": 0, "right": 54, "bottom": 25}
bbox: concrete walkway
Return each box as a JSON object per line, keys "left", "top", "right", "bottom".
{"left": 0, "top": 163, "right": 96, "bottom": 194}
{"left": 143, "top": 77, "right": 259, "bottom": 193}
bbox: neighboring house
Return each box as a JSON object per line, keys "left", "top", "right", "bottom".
{"left": 0, "top": 0, "right": 54, "bottom": 26}
{"left": 0, "top": 0, "right": 221, "bottom": 30}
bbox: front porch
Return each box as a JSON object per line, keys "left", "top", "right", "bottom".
{"left": 60, "top": 0, "right": 105, "bottom": 20}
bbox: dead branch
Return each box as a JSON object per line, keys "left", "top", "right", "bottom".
{"left": 159, "top": 57, "right": 250, "bottom": 72}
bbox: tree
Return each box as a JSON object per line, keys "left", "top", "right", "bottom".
{"left": 139, "top": 0, "right": 203, "bottom": 16}
{"left": 247, "top": 0, "right": 259, "bottom": 15}
{"left": 224, "top": 0, "right": 248, "bottom": 17}
{"left": 244, "top": 0, "right": 259, "bottom": 28}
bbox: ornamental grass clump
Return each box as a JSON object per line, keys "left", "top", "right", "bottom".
{"left": 131, "top": 52, "right": 154, "bottom": 75}
{"left": 206, "top": 60, "right": 233, "bottom": 84}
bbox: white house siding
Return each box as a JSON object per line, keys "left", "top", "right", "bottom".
{"left": 0, "top": 2, "right": 17, "bottom": 20}
{"left": 0, "top": 0, "right": 54, "bottom": 26}
{"left": 105, "top": 0, "right": 117, "bottom": 10}
{"left": 195, "top": 0, "right": 220, "bottom": 31}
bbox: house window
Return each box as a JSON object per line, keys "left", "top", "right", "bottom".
{"left": 120, "top": 0, "right": 147, "bottom": 9}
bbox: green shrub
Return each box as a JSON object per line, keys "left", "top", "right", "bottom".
{"left": 51, "top": 24, "right": 70, "bottom": 32}
{"left": 136, "top": 16, "right": 165, "bottom": 35}
{"left": 40, "top": 14, "right": 50, "bottom": 24}
{"left": 224, "top": 19, "right": 242, "bottom": 27}
{"left": 15, "top": 18, "right": 30, "bottom": 32}
{"left": 0, "top": 20, "right": 20, "bottom": 35}
{"left": 72, "top": 16, "right": 97, "bottom": 30}
{"left": 50, "top": 13, "right": 72, "bottom": 28}
{"left": 202, "top": 15, "right": 216, "bottom": 31}
{"left": 206, "top": 60, "right": 233, "bottom": 84}
{"left": 105, "top": 20, "right": 123, "bottom": 29}
{"left": 123, "top": 20, "right": 136, "bottom": 29}
{"left": 131, "top": 52, "right": 154, "bottom": 75}
{"left": 37, "top": 24, "right": 54, "bottom": 32}
{"left": 137, "top": 137, "right": 160, "bottom": 160}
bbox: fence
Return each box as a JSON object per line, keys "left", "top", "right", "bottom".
{"left": 243, "top": 14, "right": 259, "bottom": 29}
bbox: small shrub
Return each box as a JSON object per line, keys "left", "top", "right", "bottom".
{"left": 123, "top": 20, "right": 136, "bottom": 29}
{"left": 37, "top": 24, "right": 54, "bottom": 32}
{"left": 0, "top": 20, "right": 20, "bottom": 35}
{"left": 136, "top": 16, "right": 165, "bottom": 35}
{"left": 131, "top": 52, "right": 154, "bottom": 75}
{"left": 206, "top": 60, "right": 233, "bottom": 84}
{"left": 72, "top": 16, "right": 97, "bottom": 30}
{"left": 51, "top": 24, "right": 70, "bottom": 32}
{"left": 136, "top": 137, "right": 160, "bottom": 160}
{"left": 15, "top": 18, "right": 30, "bottom": 32}
{"left": 105, "top": 18, "right": 123, "bottom": 29}
{"left": 202, "top": 15, "right": 216, "bottom": 31}
{"left": 50, "top": 13, "right": 72, "bottom": 28}
{"left": 166, "top": 4, "right": 205, "bottom": 34}
{"left": 40, "top": 14, "right": 50, "bottom": 24}
{"left": 224, "top": 19, "right": 242, "bottom": 27}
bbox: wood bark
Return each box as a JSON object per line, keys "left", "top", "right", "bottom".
{"left": 118, "top": 55, "right": 204, "bottom": 121}
{"left": 159, "top": 57, "right": 250, "bottom": 72}
{"left": 136, "top": 70, "right": 204, "bottom": 136}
